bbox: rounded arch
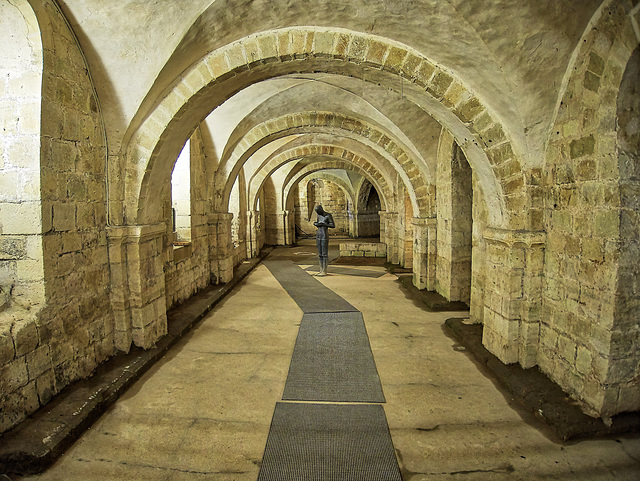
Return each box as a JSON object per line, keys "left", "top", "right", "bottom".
{"left": 245, "top": 143, "right": 396, "bottom": 211}
{"left": 290, "top": 171, "right": 357, "bottom": 213}
{"left": 123, "top": 27, "right": 526, "bottom": 229}
{"left": 281, "top": 160, "right": 390, "bottom": 216}
{"left": 218, "top": 113, "right": 425, "bottom": 215}
{"left": 356, "top": 178, "right": 376, "bottom": 212}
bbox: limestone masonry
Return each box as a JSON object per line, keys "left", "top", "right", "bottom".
{"left": 1, "top": 0, "right": 639, "bottom": 434}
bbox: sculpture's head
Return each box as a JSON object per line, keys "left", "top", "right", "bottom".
{"left": 315, "top": 205, "right": 325, "bottom": 215}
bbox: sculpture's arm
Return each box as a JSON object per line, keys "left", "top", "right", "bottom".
{"left": 326, "top": 214, "right": 335, "bottom": 228}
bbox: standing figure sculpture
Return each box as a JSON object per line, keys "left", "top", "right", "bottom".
{"left": 313, "top": 205, "right": 335, "bottom": 276}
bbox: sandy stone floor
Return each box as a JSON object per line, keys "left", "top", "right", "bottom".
{"left": 16, "top": 244, "right": 640, "bottom": 480}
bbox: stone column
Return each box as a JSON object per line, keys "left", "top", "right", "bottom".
{"left": 283, "top": 210, "right": 295, "bottom": 246}
{"left": 245, "top": 210, "right": 258, "bottom": 258}
{"left": 384, "top": 212, "right": 401, "bottom": 265}
{"left": 348, "top": 211, "right": 359, "bottom": 238}
{"left": 412, "top": 217, "right": 437, "bottom": 290}
{"left": 378, "top": 211, "right": 386, "bottom": 244}
{"left": 481, "top": 227, "right": 545, "bottom": 368}
{"left": 208, "top": 213, "right": 234, "bottom": 284}
{"left": 264, "top": 211, "right": 288, "bottom": 245}
{"left": 107, "top": 223, "right": 168, "bottom": 352}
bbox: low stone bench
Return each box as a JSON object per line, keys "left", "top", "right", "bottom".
{"left": 339, "top": 241, "right": 386, "bottom": 258}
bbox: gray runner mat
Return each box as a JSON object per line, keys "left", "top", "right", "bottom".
{"left": 257, "top": 402, "right": 402, "bottom": 481}
{"left": 283, "top": 311, "right": 385, "bottom": 403}
{"left": 264, "top": 260, "right": 358, "bottom": 313}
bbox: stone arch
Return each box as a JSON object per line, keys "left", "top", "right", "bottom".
{"left": 246, "top": 143, "right": 394, "bottom": 214}
{"left": 356, "top": 178, "right": 375, "bottom": 212}
{"left": 614, "top": 44, "right": 640, "bottom": 415}
{"left": 123, "top": 26, "right": 527, "bottom": 229}
{"left": 291, "top": 172, "right": 356, "bottom": 237}
{"left": 281, "top": 161, "right": 390, "bottom": 217}
{"left": 220, "top": 115, "right": 424, "bottom": 215}
{"left": 294, "top": 172, "right": 357, "bottom": 211}
{"left": 539, "top": 0, "right": 639, "bottom": 416}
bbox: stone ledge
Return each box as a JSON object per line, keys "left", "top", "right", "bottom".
{"left": 396, "top": 274, "right": 469, "bottom": 311}
{"left": 339, "top": 241, "right": 386, "bottom": 258}
{"left": 0, "top": 248, "right": 273, "bottom": 476}
{"left": 444, "top": 318, "right": 640, "bottom": 442}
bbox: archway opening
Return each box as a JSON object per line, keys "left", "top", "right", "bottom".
{"left": 230, "top": 176, "right": 241, "bottom": 248}
{"left": 170, "top": 139, "right": 192, "bottom": 244}
{"left": 294, "top": 177, "right": 349, "bottom": 237}
{"left": 358, "top": 181, "right": 381, "bottom": 238}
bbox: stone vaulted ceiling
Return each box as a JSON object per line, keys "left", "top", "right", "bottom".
{"left": 57, "top": 0, "right": 603, "bottom": 169}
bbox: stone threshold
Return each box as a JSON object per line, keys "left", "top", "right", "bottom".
{"left": 0, "top": 248, "right": 273, "bottom": 476}
{"left": 444, "top": 318, "right": 640, "bottom": 442}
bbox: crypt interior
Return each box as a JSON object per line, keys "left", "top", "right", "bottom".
{"left": 1, "top": 0, "right": 640, "bottom": 479}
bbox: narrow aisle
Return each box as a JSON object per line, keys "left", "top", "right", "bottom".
{"left": 16, "top": 244, "right": 640, "bottom": 481}
{"left": 259, "top": 259, "right": 401, "bottom": 480}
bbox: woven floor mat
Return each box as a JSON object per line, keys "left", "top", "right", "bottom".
{"left": 257, "top": 402, "right": 402, "bottom": 481}
{"left": 282, "top": 311, "right": 385, "bottom": 403}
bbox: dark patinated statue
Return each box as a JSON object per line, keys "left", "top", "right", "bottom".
{"left": 313, "top": 205, "right": 335, "bottom": 276}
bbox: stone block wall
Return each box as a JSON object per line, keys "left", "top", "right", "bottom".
{"left": 294, "top": 178, "right": 350, "bottom": 236}
{"left": 229, "top": 170, "right": 247, "bottom": 250}
{"left": 539, "top": 1, "right": 639, "bottom": 416}
{"left": 403, "top": 190, "right": 414, "bottom": 269}
{"left": 339, "top": 241, "right": 386, "bottom": 257}
{"left": 1, "top": 0, "right": 114, "bottom": 433}
{"left": 469, "top": 173, "right": 489, "bottom": 323}
{"left": 0, "top": 0, "right": 44, "bottom": 314}
{"left": 481, "top": 228, "right": 545, "bottom": 368}
{"left": 436, "top": 138, "right": 472, "bottom": 304}
{"left": 412, "top": 217, "right": 436, "bottom": 290}
{"left": 380, "top": 211, "right": 401, "bottom": 266}
{"left": 207, "top": 213, "right": 234, "bottom": 284}
{"left": 107, "top": 224, "right": 167, "bottom": 351}
{"left": 164, "top": 221, "right": 210, "bottom": 310}
{"left": 262, "top": 178, "right": 281, "bottom": 245}
{"left": 353, "top": 213, "right": 380, "bottom": 237}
